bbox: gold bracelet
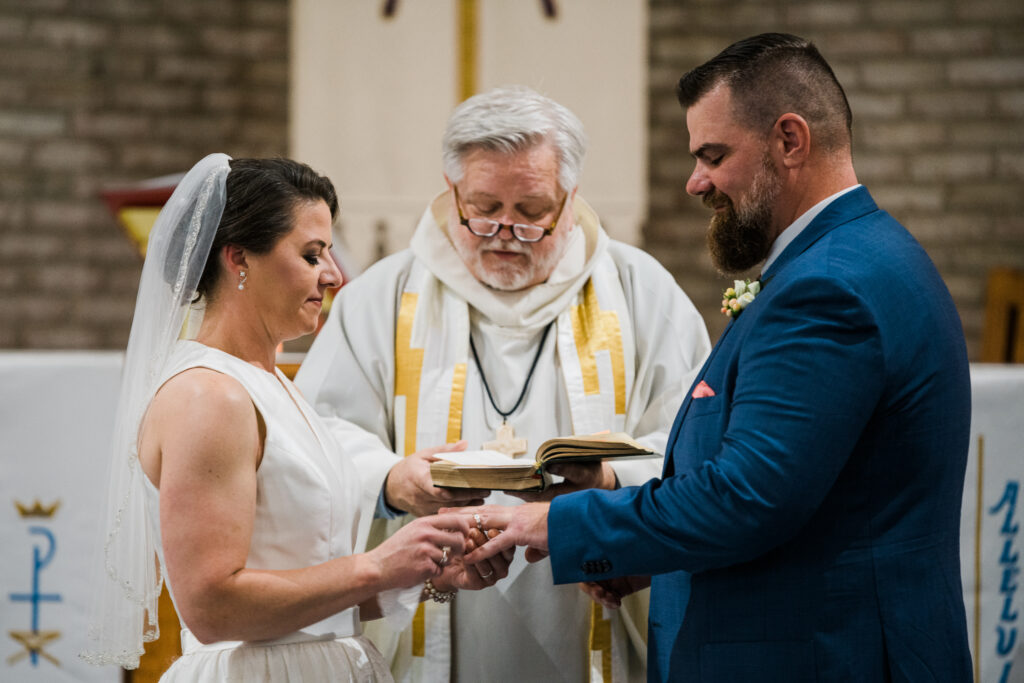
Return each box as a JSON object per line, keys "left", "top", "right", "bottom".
{"left": 423, "top": 578, "right": 456, "bottom": 603}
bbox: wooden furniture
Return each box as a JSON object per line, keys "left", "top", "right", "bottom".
{"left": 980, "top": 267, "right": 1024, "bottom": 363}
{"left": 127, "top": 587, "right": 180, "bottom": 683}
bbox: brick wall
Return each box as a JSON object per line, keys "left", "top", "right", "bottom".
{"left": 2, "top": 1, "right": 1021, "bottom": 357}
{"left": 0, "top": 0, "right": 289, "bottom": 349}
{"left": 646, "top": 0, "right": 1024, "bottom": 357}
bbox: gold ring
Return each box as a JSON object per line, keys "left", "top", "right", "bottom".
{"left": 439, "top": 545, "right": 450, "bottom": 567}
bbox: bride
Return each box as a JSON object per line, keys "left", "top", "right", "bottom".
{"left": 83, "top": 154, "right": 508, "bottom": 681}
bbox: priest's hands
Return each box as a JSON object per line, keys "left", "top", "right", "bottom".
{"left": 384, "top": 441, "right": 490, "bottom": 517}
{"left": 447, "top": 503, "right": 551, "bottom": 565}
{"left": 510, "top": 461, "right": 618, "bottom": 503}
{"left": 580, "top": 575, "right": 651, "bottom": 609}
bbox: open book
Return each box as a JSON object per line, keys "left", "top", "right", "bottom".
{"left": 429, "top": 432, "right": 656, "bottom": 491}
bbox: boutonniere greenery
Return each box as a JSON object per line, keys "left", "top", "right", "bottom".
{"left": 721, "top": 279, "right": 761, "bottom": 318}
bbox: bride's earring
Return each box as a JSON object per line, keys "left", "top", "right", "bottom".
{"left": 238, "top": 270, "right": 247, "bottom": 290}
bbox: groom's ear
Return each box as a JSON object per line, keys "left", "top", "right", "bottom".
{"left": 772, "top": 113, "right": 811, "bottom": 169}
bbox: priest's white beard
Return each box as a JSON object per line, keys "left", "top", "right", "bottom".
{"left": 452, "top": 233, "right": 571, "bottom": 291}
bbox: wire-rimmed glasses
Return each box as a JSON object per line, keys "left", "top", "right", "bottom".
{"left": 453, "top": 185, "right": 567, "bottom": 243}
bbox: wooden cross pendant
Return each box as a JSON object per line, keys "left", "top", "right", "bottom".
{"left": 483, "top": 420, "right": 528, "bottom": 457}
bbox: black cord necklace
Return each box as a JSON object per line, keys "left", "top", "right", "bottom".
{"left": 469, "top": 320, "right": 554, "bottom": 425}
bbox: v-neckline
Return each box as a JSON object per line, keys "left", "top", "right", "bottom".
{"left": 184, "top": 340, "right": 327, "bottom": 454}
{"left": 272, "top": 368, "right": 326, "bottom": 454}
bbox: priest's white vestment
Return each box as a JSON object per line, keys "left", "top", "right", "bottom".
{"left": 296, "top": 192, "right": 710, "bottom": 683}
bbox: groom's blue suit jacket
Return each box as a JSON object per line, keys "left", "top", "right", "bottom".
{"left": 549, "top": 187, "right": 972, "bottom": 681}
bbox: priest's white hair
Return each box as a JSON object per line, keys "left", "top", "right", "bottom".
{"left": 442, "top": 85, "right": 587, "bottom": 193}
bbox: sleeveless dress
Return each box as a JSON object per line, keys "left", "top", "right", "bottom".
{"left": 143, "top": 341, "right": 393, "bottom": 682}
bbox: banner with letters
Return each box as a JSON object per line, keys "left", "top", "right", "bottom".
{"left": 0, "top": 353, "right": 121, "bottom": 682}
{"left": 961, "top": 364, "right": 1024, "bottom": 683}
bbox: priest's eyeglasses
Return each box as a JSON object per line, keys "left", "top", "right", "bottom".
{"left": 454, "top": 186, "right": 567, "bottom": 243}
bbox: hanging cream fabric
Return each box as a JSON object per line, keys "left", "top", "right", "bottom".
{"left": 297, "top": 190, "right": 712, "bottom": 683}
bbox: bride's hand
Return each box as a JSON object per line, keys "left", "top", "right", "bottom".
{"left": 441, "top": 504, "right": 550, "bottom": 565}
{"left": 435, "top": 527, "right": 515, "bottom": 591}
{"left": 367, "top": 513, "right": 470, "bottom": 589}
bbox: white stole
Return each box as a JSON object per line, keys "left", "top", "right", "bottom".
{"left": 376, "top": 249, "right": 635, "bottom": 683}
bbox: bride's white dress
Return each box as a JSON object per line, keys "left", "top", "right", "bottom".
{"left": 144, "top": 340, "right": 392, "bottom": 682}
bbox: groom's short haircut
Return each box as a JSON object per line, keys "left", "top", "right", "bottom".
{"left": 676, "top": 32, "right": 853, "bottom": 153}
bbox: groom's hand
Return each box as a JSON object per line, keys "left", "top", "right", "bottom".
{"left": 580, "top": 575, "right": 651, "bottom": 609}
{"left": 443, "top": 503, "right": 551, "bottom": 564}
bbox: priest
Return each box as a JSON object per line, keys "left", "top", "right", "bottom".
{"left": 296, "top": 86, "right": 710, "bottom": 683}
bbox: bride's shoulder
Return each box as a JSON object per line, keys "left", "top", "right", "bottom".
{"left": 151, "top": 367, "right": 255, "bottom": 427}
{"left": 140, "top": 367, "right": 260, "bottom": 485}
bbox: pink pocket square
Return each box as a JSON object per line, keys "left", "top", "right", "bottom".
{"left": 691, "top": 380, "right": 716, "bottom": 398}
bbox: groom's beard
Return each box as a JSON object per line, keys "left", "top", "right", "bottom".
{"left": 705, "top": 156, "right": 780, "bottom": 275}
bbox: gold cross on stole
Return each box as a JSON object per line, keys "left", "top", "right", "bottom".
{"left": 483, "top": 420, "right": 528, "bottom": 457}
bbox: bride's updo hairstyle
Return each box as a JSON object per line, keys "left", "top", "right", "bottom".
{"left": 194, "top": 158, "right": 338, "bottom": 302}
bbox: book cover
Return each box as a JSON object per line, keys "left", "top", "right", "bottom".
{"left": 429, "top": 432, "right": 655, "bottom": 491}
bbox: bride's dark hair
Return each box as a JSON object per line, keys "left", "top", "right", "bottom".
{"left": 193, "top": 158, "right": 338, "bottom": 302}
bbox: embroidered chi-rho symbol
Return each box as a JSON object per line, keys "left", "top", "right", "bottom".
{"left": 8, "top": 499, "right": 63, "bottom": 669}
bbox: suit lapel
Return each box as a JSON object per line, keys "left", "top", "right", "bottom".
{"left": 762, "top": 186, "right": 879, "bottom": 282}
{"left": 662, "top": 318, "right": 737, "bottom": 477}
{"left": 663, "top": 187, "right": 880, "bottom": 479}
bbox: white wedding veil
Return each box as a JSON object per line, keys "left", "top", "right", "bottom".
{"left": 82, "top": 153, "right": 231, "bottom": 668}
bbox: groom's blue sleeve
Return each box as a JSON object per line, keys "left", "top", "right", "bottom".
{"left": 548, "top": 271, "right": 885, "bottom": 583}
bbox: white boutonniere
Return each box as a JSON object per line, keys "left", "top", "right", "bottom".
{"left": 721, "top": 279, "right": 761, "bottom": 318}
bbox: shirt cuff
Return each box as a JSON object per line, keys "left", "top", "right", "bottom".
{"left": 375, "top": 481, "right": 406, "bottom": 519}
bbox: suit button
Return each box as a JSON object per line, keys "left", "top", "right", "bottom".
{"left": 581, "top": 559, "right": 612, "bottom": 575}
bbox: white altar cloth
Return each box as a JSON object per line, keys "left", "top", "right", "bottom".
{"left": 0, "top": 352, "right": 122, "bottom": 682}
{"left": 960, "top": 364, "right": 1024, "bottom": 683}
{"left": 0, "top": 353, "right": 1020, "bottom": 681}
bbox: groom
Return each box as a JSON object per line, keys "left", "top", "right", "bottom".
{"left": 464, "top": 33, "right": 973, "bottom": 682}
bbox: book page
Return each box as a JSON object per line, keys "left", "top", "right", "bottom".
{"left": 435, "top": 449, "right": 524, "bottom": 467}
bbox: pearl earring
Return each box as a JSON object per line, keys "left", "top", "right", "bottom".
{"left": 238, "top": 271, "right": 247, "bottom": 290}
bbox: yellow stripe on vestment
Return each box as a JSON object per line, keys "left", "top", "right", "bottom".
{"left": 571, "top": 280, "right": 626, "bottom": 414}
{"left": 396, "top": 292, "right": 424, "bottom": 458}
{"left": 412, "top": 603, "right": 426, "bottom": 657}
{"left": 395, "top": 292, "right": 466, "bottom": 659}
{"left": 395, "top": 292, "right": 428, "bottom": 655}
{"left": 447, "top": 363, "right": 467, "bottom": 443}
{"left": 589, "top": 602, "right": 613, "bottom": 682}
